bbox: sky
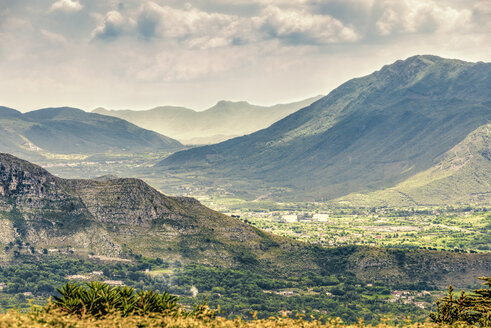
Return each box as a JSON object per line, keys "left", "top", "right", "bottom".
{"left": 0, "top": 0, "right": 490, "bottom": 112}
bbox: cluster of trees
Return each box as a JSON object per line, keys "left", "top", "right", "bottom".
{"left": 430, "top": 277, "right": 490, "bottom": 326}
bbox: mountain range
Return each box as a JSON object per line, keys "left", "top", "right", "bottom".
{"left": 0, "top": 153, "right": 489, "bottom": 287}
{"left": 158, "top": 55, "right": 491, "bottom": 204}
{"left": 0, "top": 107, "right": 183, "bottom": 159}
{"left": 93, "top": 96, "right": 322, "bottom": 145}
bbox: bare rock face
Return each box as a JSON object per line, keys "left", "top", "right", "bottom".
{"left": 0, "top": 153, "right": 67, "bottom": 209}
{"left": 70, "top": 178, "right": 185, "bottom": 226}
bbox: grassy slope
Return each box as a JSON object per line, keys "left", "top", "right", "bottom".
{"left": 0, "top": 310, "right": 466, "bottom": 328}
{"left": 335, "top": 124, "right": 490, "bottom": 206}
{"left": 158, "top": 56, "right": 491, "bottom": 202}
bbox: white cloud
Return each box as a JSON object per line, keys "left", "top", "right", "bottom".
{"left": 0, "top": 0, "right": 490, "bottom": 112}
{"left": 136, "top": 2, "right": 241, "bottom": 47}
{"left": 92, "top": 11, "right": 134, "bottom": 40}
{"left": 472, "top": 0, "right": 491, "bottom": 29}
{"left": 91, "top": 1, "right": 359, "bottom": 48}
{"left": 50, "top": 0, "right": 83, "bottom": 13}
{"left": 259, "top": 5, "right": 359, "bottom": 44}
{"left": 376, "top": 0, "right": 472, "bottom": 36}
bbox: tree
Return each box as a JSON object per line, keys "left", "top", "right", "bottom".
{"left": 430, "top": 277, "right": 490, "bottom": 326}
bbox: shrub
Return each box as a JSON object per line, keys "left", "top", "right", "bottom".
{"left": 51, "top": 281, "right": 179, "bottom": 317}
{"left": 429, "top": 277, "right": 490, "bottom": 326}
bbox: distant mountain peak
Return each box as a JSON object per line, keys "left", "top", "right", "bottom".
{"left": 23, "top": 106, "right": 86, "bottom": 120}
{"left": 0, "top": 106, "right": 183, "bottom": 157}
{"left": 86, "top": 96, "right": 328, "bottom": 145}
{"left": 378, "top": 54, "right": 467, "bottom": 76}
{"left": 213, "top": 100, "right": 251, "bottom": 108}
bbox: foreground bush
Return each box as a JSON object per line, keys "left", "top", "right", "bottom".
{"left": 51, "top": 281, "right": 181, "bottom": 317}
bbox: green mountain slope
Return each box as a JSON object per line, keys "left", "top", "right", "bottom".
{"left": 158, "top": 55, "right": 491, "bottom": 202}
{"left": 335, "top": 124, "right": 491, "bottom": 206}
{"left": 0, "top": 107, "right": 183, "bottom": 158}
{"left": 0, "top": 153, "right": 490, "bottom": 287}
{"left": 93, "top": 96, "right": 322, "bottom": 145}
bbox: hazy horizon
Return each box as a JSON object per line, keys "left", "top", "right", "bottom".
{"left": 3, "top": 94, "right": 323, "bottom": 113}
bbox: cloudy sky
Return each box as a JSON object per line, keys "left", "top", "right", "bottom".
{"left": 1, "top": 0, "right": 490, "bottom": 111}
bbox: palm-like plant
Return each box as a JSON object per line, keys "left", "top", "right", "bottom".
{"left": 52, "top": 282, "right": 179, "bottom": 317}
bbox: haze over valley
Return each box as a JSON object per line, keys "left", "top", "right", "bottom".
{"left": 93, "top": 96, "right": 323, "bottom": 145}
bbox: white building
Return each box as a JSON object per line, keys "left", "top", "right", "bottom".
{"left": 313, "top": 213, "right": 329, "bottom": 222}
{"left": 282, "top": 214, "right": 298, "bottom": 223}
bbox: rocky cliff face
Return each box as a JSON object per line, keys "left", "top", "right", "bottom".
{"left": 0, "top": 153, "right": 65, "bottom": 208}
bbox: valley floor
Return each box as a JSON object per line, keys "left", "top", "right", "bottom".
{"left": 203, "top": 198, "right": 490, "bottom": 253}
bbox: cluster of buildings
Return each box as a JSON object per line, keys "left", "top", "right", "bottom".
{"left": 280, "top": 213, "right": 329, "bottom": 223}
{"left": 228, "top": 211, "right": 330, "bottom": 223}
{"left": 386, "top": 290, "right": 431, "bottom": 309}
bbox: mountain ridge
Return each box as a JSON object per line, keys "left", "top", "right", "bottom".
{"left": 93, "top": 96, "right": 323, "bottom": 145}
{"left": 158, "top": 55, "right": 491, "bottom": 203}
{"left": 335, "top": 123, "right": 491, "bottom": 206}
{"left": 0, "top": 106, "right": 183, "bottom": 158}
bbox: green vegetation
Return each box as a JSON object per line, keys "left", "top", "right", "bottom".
{"left": 1, "top": 154, "right": 489, "bottom": 325}
{"left": 52, "top": 281, "right": 180, "bottom": 317}
{"left": 218, "top": 204, "right": 490, "bottom": 252}
{"left": 430, "top": 277, "right": 491, "bottom": 326}
{"left": 0, "top": 278, "right": 488, "bottom": 327}
{"left": 0, "top": 255, "right": 435, "bottom": 324}
{"left": 171, "top": 263, "right": 430, "bottom": 323}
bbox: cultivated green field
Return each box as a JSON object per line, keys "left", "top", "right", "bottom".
{"left": 200, "top": 197, "right": 490, "bottom": 253}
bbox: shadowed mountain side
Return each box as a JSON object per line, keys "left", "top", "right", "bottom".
{"left": 0, "top": 107, "right": 183, "bottom": 158}
{"left": 158, "top": 55, "right": 491, "bottom": 202}
{"left": 0, "top": 153, "right": 490, "bottom": 287}
{"left": 93, "top": 96, "right": 323, "bottom": 145}
{"left": 335, "top": 124, "right": 491, "bottom": 206}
